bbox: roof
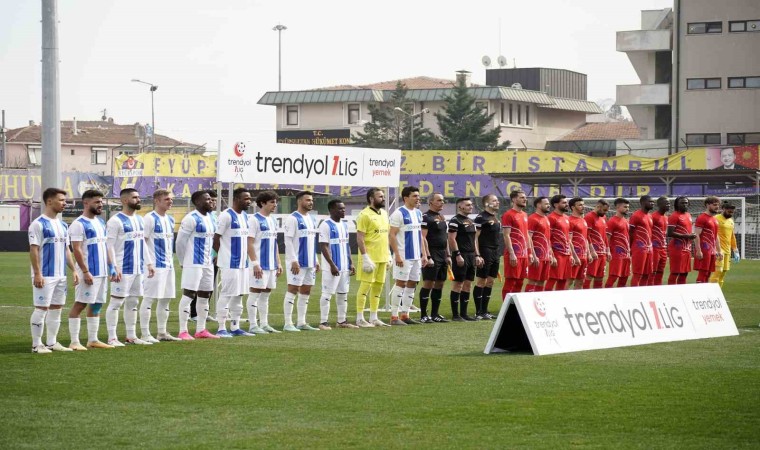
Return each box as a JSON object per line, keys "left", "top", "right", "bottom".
{"left": 539, "top": 97, "right": 604, "bottom": 114}
{"left": 553, "top": 122, "right": 641, "bottom": 141}
{"left": 258, "top": 89, "right": 384, "bottom": 105}
{"left": 317, "top": 76, "right": 477, "bottom": 91}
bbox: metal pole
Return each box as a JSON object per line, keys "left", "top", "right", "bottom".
{"left": 150, "top": 88, "right": 155, "bottom": 146}
{"left": 278, "top": 29, "right": 282, "bottom": 91}
{"left": 41, "top": 0, "right": 61, "bottom": 191}
{"left": 410, "top": 116, "right": 414, "bottom": 151}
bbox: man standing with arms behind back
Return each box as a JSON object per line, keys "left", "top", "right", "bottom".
{"left": 629, "top": 195, "right": 654, "bottom": 287}
{"left": 247, "top": 190, "right": 283, "bottom": 335}
{"left": 546, "top": 195, "right": 578, "bottom": 291}
{"left": 583, "top": 199, "right": 610, "bottom": 289}
{"left": 605, "top": 198, "right": 631, "bottom": 288}
{"left": 525, "top": 197, "right": 553, "bottom": 293}
{"left": 355, "top": 188, "right": 391, "bottom": 328}
{"left": 473, "top": 193, "right": 502, "bottom": 319}
{"left": 317, "top": 199, "right": 357, "bottom": 330}
{"left": 667, "top": 197, "right": 696, "bottom": 285}
{"left": 501, "top": 190, "right": 531, "bottom": 300}
{"left": 694, "top": 196, "right": 722, "bottom": 283}
{"left": 649, "top": 197, "right": 670, "bottom": 286}
{"left": 419, "top": 193, "right": 450, "bottom": 323}
{"left": 710, "top": 202, "right": 740, "bottom": 287}
{"left": 568, "top": 197, "right": 595, "bottom": 290}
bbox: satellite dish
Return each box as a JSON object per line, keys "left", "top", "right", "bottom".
{"left": 497, "top": 55, "right": 507, "bottom": 67}
{"left": 511, "top": 83, "right": 522, "bottom": 89}
{"left": 481, "top": 55, "right": 492, "bottom": 67}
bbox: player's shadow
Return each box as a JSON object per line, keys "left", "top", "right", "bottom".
{"left": 0, "top": 341, "right": 33, "bottom": 354}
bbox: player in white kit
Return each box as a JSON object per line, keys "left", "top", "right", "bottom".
{"left": 105, "top": 188, "right": 154, "bottom": 346}
{"left": 247, "top": 191, "right": 283, "bottom": 335}
{"left": 176, "top": 190, "right": 219, "bottom": 340}
{"left": 28, "top": 188, "right": 79, "bottom": 353}
{"left": 68, "top": 189, "right": 115, "bottom": 350}
{"left": 317, "top": 200, "right": 358, "bottom": 330}
{"left": 283, "top": 191, "right": 320, "bottom": 332}
{"left": 213, "top": 187, "right": 255, "bottom": 338}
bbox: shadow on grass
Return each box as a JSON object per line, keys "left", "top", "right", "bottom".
{"left": 0, "top": 340, "right": 30, "bottom": 355}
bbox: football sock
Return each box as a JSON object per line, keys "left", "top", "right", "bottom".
{"left": 319, "top": 293, "right": 332, "bottom": 323}
{"left": 473, "top": 285, "right": 484, "bottom": 315}
{"left": 652, "top": 271, "right": 665, "bottom": 286}
{"left": 450, "top": 291, "right": 460, "bottom": 317}
{"left": 139, "top": 297, "right": 154, "bottom": 336}
{"left": 512, "top": 280, "right": 524, "bottom": 294}
{"left": 616, "top": 276, "right": 628, "bottom": 287}
{"left": 216, "top": 296, "right": 231, "bottom": 331}
{"left": 639, "top": 274, "right": 649, "bottom": 286}
{"left": 179, "top": 295, "right": 193, "bottom": 333}
{"left": 69, "top": 318, "right": 81, "bottom": 345}
{"left": 668, "top": 273, "right": 678, "bottom": 285}
{"left": 247, "top": 292, "right": 261, "bottom": 328}
{"left": 605, "top": 276, "right": 618, "bottom": 288}
{"left": 228, "top": 296, "right": 243, "bottom": 331}
{"left": 369, "top": 282, "right": 383, "bottom": 314}
{"left": 459, "top": 291, "right": 470, "bottom": 317}
{"left": 631, "top": 274, "right": 642, "bottom": 287}
{"left": 297, "top": 293, "right": 310, "bottom": 326}
{"left": 525, "top": 284, "right": 536, "bottom": 293}
{"left": 709, "top": 271, "right": 724, "bottom": 286}
{"left": 283, "top": 292, "right": 296, "bottom": 326}
{"left": 196, "top": 296, "right": 210, "bottom": 332}
{"left": 189, "top": 297, "right": 197, "bottom": 319}
{"left": 336, "top": 293, "right": 348, "bottom": 323}
{"left": 501, "top": 279, "right": 511, "bottom": 302}
{"left": 124, "top": 296, "right": 139, "bottom": 340}
{"left": 390, "top": 285, "right": 403, "bottom": 317}
{"left": 482, "top": 286, "right": 493, "bottom": 313}
{"left": 106, "top": 297, "right": 124, "bottom": 341}
{"left": 583, "top": 278, "right": 592, "bottom": 289}
{"left": 258, "top": 292, "right": 271, "bottom": 327}
{"left": 156, "top": 298, "right": 171, "bottom": 335}
{"left": 555, "top": 279, "right": 567, "bottom": 291}
{"left": 593, "top": 278, "right": 603, "bottom": 289}
{"left": 677, "top": 273, "right": 688, "bottom": 284}
{"left": 697, "top": 270, "right": 710, "bottom": 283}
{"left": 86, "top": 316, "right": 100, "bottom": 342}
{"left": 356, "top": 282, "right": 371, "bottom": 321}
{"left": 30, "top": 308, "right": 47, "bottom": 347}
{"left": 45, "top": 308, "right": 62, "bottom": 346}
{"left": 402, "top": 287, "right": 415, "bottom": 314}
{"left": 431, "top": 288, "right": 442, "bottom": 317}
{"left": 419, "top": 287, "right": 431, "bottom": 317}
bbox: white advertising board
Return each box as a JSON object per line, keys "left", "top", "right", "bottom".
{"left": 484, "top": 283, "right": 739, "bottom": 356}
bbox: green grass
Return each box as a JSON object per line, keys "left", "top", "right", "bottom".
{"left": 1, "top": 252, "right": 758, "bottom": 449}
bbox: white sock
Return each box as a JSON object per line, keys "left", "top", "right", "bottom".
{"left": 247, "top": 292, "right": 261, "bottom": 328}
{"left": 45, "top": 308, "right": 62, "bottom": 346}
{"left": 390, "top": 285, "right": 403, "bottom": 316}
{"left": 229, "top": 296, "right": 243, "bottom": 331}
{"left": 196, "top": 296, "right": 210, "bottom": 332}
{"left": 217, "top": 296, "right": 231, "bottom": 330}
{"left": 69, "top": 317, "right": 81, "bottom": 345}
{"left": 297, "top": 293, "right": 310, "bottom": 326}
{"left": 124, "top": 296, "right": 139, "bottom": 340}
{"left": 30, "top": 308, "right": 47, "bottom": 347}
{"left": 87, "top": 316, "right": 100, "bottom": 343}
{"left": 319, "top": 293, "right": 332, "bottom": 323}
{"left": 179, "top": 295, "right": 193, "bottom": 333}
{"left": 106, "top": 297, "right": 124, "bottom": 341}
{"left": 369, "top": 310, "right": 379, "bottom": 321}
{"left": 402, "top": 287, "right": 415, "bottom": 314}
{"left": 336, "top": 293, "right": 348, "bottom": 323}
{"left": 139, "top": 297, "right": 154, "bottom": 336}
{"left": 157, "top": 298, "right": 171, "bottom": 335}
{"left": 283, "top": 292, "right": 296, "bottom": 326}
{"left": 259, "top": 292, "right": 271, "bottom": 327}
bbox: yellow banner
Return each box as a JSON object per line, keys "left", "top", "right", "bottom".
{"left": 114, "top": 153, "right": 217, "bottom": 178}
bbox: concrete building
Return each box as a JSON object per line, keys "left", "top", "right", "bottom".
{"left": 617, "top": 0, "right": 760, "bottom": 152}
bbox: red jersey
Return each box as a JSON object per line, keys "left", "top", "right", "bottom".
{"left": 548, "top": 211, "right": 571, "bottom": 256}
{"left": 651, "top": 211, "right": 668, "bottom": 251}
{"left": 607, "top": 215, "right": 631, "bottom": 258}
{"left": 568, "top": 215, "right": 588, "bottom": 259}
{"left": 667, "top": 211, "right": 693, "bottom": 254}
{"left": 629, "top": 210, "right": 653, "bottom": 253}
{"left": 584, "top": 211, "right": 608, "bottom": 254}
{"left": 528, "top": 213, "right": 551, "bottom": 262}
{"left": 695, "top": 213, "right": 719, "bottom": 255}
{"left": 501, "top": 209, "right": 530, "bottom": 258}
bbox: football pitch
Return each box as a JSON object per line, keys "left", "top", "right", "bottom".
{"left": 1, "top": 252, "right": 758, "bottom": 449}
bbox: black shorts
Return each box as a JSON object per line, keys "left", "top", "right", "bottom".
{"left": 452, "top": 252, "right": 476, "bottom": 282}
{"left": 476, "top": 247, "right": 501, "bottom": 279}
{"left": 422, "top": 248, "right": 448, "bottom": 281}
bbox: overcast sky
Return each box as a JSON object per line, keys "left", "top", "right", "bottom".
{"left": 1, "top": 0, "right": 673, "bottom": 149}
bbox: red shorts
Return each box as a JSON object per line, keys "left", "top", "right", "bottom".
{"left": 652, "top": 249, "right": 667, "bottom": 273}
{"left": 571, "top": 259, "right": 588, "bottom": 280}
{"left": 608, "top": 256, "right": 631, "bottom": 277}
{"left": 668, "top": 249, "right": 692, "bottom": 274}
{"left": 693, "top": 253, "right": 717, "bottom": 272}
{"left": 631, "top": 250, "right": 653, "bottom": 275}
{"left": 549, "top": 254, "right": 572, "bottom": 280}
{"left": 527, "top": 260, "right": 551, "bottom": 282}
{"left": 587, "top": 254, "right": 607, "bottom": 278}
{"left": 504, "top": 256, "right": 529, "bottom": 280}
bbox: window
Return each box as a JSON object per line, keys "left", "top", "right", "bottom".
{"left": 728, "top": 76, "right": 760, "bottom": 88}
{"left": 517, "top": 104, "right": 522, "bottom": 125}
{"left": 729, "top": 20, "right": 760, "bottom": 32}
{"left": 508, "top": 103, "right": 513, "bottom": 124}
{"left": 687, "top": 21, "right": 722, "bottom": 34}
{"left": 686, "top": 78, "right": 721, "bottom": 90}
{"left": 347, "top": 103, "right": 360, "bottom": 125}
{"left": 27, "top": 146, "right": 41, "bottom": 166}
{"left": 525, "top": 105, "right": 531, "bottom": 126}
{"left": 727, "top": 133, "right": 760, "bottom": 145}
{"left": 685, "top": 133, "right": 721, "bottom": 146}
{"left": 475, "top": 101, "right": 488, "bottom": 115}
{"left": 70, "top": 149, "right": 75, "bottom": 156}
{"left": 91, "top": 147, "right": 107, "bottom": 165}
{"left": 285, "top": 105, "right": 299, "bottom": 126}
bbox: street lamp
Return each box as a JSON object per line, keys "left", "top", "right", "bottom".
{"left": 394, "top": 107, "right": 429, "bottom": 150}
{"left": 272, "top": 24, "right": 287, "bottom": 91}
{"left": 131, "top": 79, "right": 158, "bottom": 146}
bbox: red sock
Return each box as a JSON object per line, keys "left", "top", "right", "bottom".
{"left": 545, "top": 279, "right": 557, "bottom": 291}
{"left": 631, "top": 274, "right": 642, "bottom": 287}
{"left": 605, "top": 276, "right": 618, "bottom": 288}
{"left": 697, "top": 270, "right": 711, "bottom": 283}
{"left": 555, "top": 279, "right": 568, "bottom": 291}
{"left": 677, "top": 273, "right": 688, "bottom": 284}
{"left": 617, "top": 276, "right": 628, "bottom": 287}
{"left": 639, "top": 274, "right": 649, "bottom": 286}
{"left": 593, "top": 279, "right": 603, "bottom": 289}
{"left": 668, "top": 273, "right": 678, "bottom": 285}
{"left": 583, "top": 278, "right": 591, "bottom": 289}
{"left": 525, "top": 284, "right": 536, "bottom": 293}
{"left": 653, "top": 272, "right": 664, "bottom": 286}
{"left": 513, "top": 279, "right": 525, "bottom": 293}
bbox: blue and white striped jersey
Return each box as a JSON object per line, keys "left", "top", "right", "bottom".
{"left": 106, "top": 212, "right": 145, "bottom": 275}
{"left": 28, "top": 215, "right": 69, "bottom": 278}
{"left": 69, "top": 215, "right": 108, "bottom": 277}
{"left": 177, "top": 210, "right": 216, "bottom": 268}
{"left": 389, "top": 206, "right": 424, "bottom": 261}
{"left": 318, "top": 218, "right": 351, "bottom": 271}
{"left": 284, "top": 211, "right": 318, "bottom": 268}
{"left": 144, "top": 211, "right": 175, "bottom": 269}
{"left": 249, "top": 212, "right": 279, "bottom": 271}
{"left": 216, "top": 208, "right": 249, "bottom": 269}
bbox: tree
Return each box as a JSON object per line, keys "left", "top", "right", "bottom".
{"left": 434, "top": 79, "right": 507, "bottom": 150}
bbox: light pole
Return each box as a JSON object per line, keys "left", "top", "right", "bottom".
{"left": 131, "top": 79, "right": 158, "bottom": 145}
{"left": 394, "top": 107, "right": 429, "bottom": 150}
{"left": 272, "top": 24, "right": 287, "bottom": 91}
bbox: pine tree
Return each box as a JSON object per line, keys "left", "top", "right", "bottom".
{"left": 435, "top": 79, "right": 506, "bottom": 150}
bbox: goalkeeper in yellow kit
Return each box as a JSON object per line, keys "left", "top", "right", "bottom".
{"left": 710, "top": 202, "right": 740, "bottom": 287}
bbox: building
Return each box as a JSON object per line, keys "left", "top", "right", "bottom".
{"left": 616, "top": 0, "right": 760, "bottom": 152}
{"left": 545, "top": 122, "right": 643, "bottom": 157}
{"left": 258, "top": 70, "right": 602, "bottom": 149}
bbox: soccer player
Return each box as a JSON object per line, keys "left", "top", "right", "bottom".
{"left": 28, "top": 188, "right": 79, "bottom": 353}
{"left": 710, "top": 202, "right": 740, "bottom": 287}
{"left": 190, "top": 190, "right": 219, "bottom": 321}
{"left": 667, "top": 196, "right": 696, "bottom": 285}
{"left": 649, "top": 196, "right": 670, "bottom": 286}
{"left": 546, "top": 195, "right": 578, "bottom": 291}
{"left": 605, "top": 198, "right": 632, "bottom": 288}
{"left": 283, "top": 191, "right": 320, "bottom": 332}
{"left": 176, "top": 190, "right": 218, "bottom": 340}
{"left": 140, "top": 189, "right": 180, "bottom": 342}
{"left": 448, "top": 197, "right": 482, "bottom": 321}
{"left": 419, "top": 193, "right": 450, "bottom": 323}
{"left": 526, "top": 197, "right": 553, "bottom": 292}
{"left": 474, "top": 193, "right": 502, "bottom": 319}
{"left": 501, "top": 190, "right": 531, "bottom": 300}
{"left": 106, "top": 188, "right": 153, "bottom": 346}
{"left": 694, "top": 196, "right": 722, "bottom": 283}
{"left": 583, "top": 199, "right": 610, "bottom": 289}
{"left": 247, "top": 190, "right": 283, "bottom": 334}
{"left": 318, "top": 199, "right": 358, "bottom": 330}
{"left": 629, "top": 195, "right": 654, "bottom": 287}
{"left": 213, "top": 187, "right": 254, "bottom": 337}
{"left": 568, "top": 197, "right": 595, "bottom": 290}
{"left": 355, "top": 188, "right": 391, "bottom": 328}
{"left": 68, "top": 189, "right": 115, "bottom": 350}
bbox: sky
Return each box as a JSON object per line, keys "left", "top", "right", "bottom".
{"left": 0, "top": 0, "right": 674, "bottom": 150}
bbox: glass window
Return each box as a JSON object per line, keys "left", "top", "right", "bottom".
{"left": 729, "top": 21, "right": 746, "bottom": 32}
{"left": 705, "top": 134, "right": 721, "bottom": 145}
{"left": 687, "top": 22, "right": 722, "bottom": 34}
{"left": 686, "top": 133, "right": 721, "bottom": 146}
{"left": 706, "top": 78, "right": 721, "bottom": 89}
{"left": 525, "top": 105, "right": 531, "bottom": 126}
{"left": 728, "top": 78, "right": 745, "bottom": 88}
{"left": 728, "top": 77, "right": 760, "bottom": 88}
{"left": 91, "top": 148, "right": 107, "bottom": 165}
{"left": 347, "top": 103, "right": 360, "bottom": 125}
{"left": 286, "top": 105, "right": 299, "bottom": 126}
{"left": 27, "top": 146, "right": 42, "bottom": 165}
{"left": 517, "top": 104, "right": 522, "bottom": 125}
{"left": 687, "top": 79, "right": 705, "bottom": 90}
{"left": 508, "top": 103, "right": 513, "bottom": 124}
{"left": 747, "top": 77, "right": 760, "bottom": 88}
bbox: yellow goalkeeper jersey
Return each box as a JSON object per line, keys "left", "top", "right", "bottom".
{"left": 716, "top": 214, "right": 737, "bottom": 254}
{"left": 356, "top": 206, "right": 390, "bottom": 262}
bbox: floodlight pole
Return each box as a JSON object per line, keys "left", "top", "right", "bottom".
{"left": 273, "top": 24, "right": 287, "bottom": 91}
{"left": 41, "top": 0, "right": 61, "bottom": 190}
{"left": 394, "top": 107, "right": 429, "bottom": 150}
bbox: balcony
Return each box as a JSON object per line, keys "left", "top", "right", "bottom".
{"left": 616, "top": 30, "right": 671, "bottom": 52}
{"left": 617, "top": 84, "right": 670, "bottom": 106}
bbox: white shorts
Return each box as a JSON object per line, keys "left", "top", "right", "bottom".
{"left": 32, "top": 276, "right": 67, "bottom": 307}
{"left": 250, "top": 269, "right": 278, "bottom": 290}
{"left": 220, "top": 267, "right": 249, "bottom": 297}
{"left": 111, "top": 273, "right": 144, "bottom": 298}
{"left": 321, "top": 270, "right": 350, "bottom": 296}
{"left": 75, "top": 275, "right": 108, "bottom": 304}
{"left": 286, "top": 266, "right": 317, "bottom": 287}
{"left": 144, "top": 268, "right": 176, "bottom": 299}
{"left": 181, "top": 266, "right": 215, "bottom": 292}
{"left": 393, "top": 259, "right": 422, "bottom": 282}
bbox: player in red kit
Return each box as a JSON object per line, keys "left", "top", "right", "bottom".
{"left": 605, "top": 198, "right": 631, "bottom": 288}
{"left": 583, "top": 199, "right": 610, "bottom": 289}
{"left": 649, "top": 196, "right": 670, "bottom": 285}
{"left": 694, "top": 196, "right": 722, "bottom": 283}
{"left": 501, "top": 190, "right": 532, "bottom": 299}
{"left": 546, "top": 195, "right": 579, "bottom": 291}
{"left": 667, "top": 196, "right": 696, "bottom": 285}
{"left": 629, "top": 195, "right": 654, "bottom": 287}
{"left": 525, "top": 197, "right": 553, "bottom": 292}
{"left": 568, "top": 197, "right": 595, "bottom": 290}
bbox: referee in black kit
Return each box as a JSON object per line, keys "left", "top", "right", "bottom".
{"left": 447, "top": 197, "right": 483, "bottom": 321}
{"left": 419, "top": 193, "right": 450, "bottom": 323}
{"left": 474, "top": 193, "right": 501, "bottom": 320}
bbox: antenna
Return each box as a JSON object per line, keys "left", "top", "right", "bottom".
{"left": 498, "top": 18, "right": 502, "bottom": 56}
{"left": 513, "top": 58, "right": 517, "bottom": 68}
{"left": 481, "top": 55, "right": 492, "bottom": 68}
{"left": 497, "top": 55, "right": 507, "bottom": 68}
{"left": 101, "top": 108, "right": 107, "bottom": 121}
